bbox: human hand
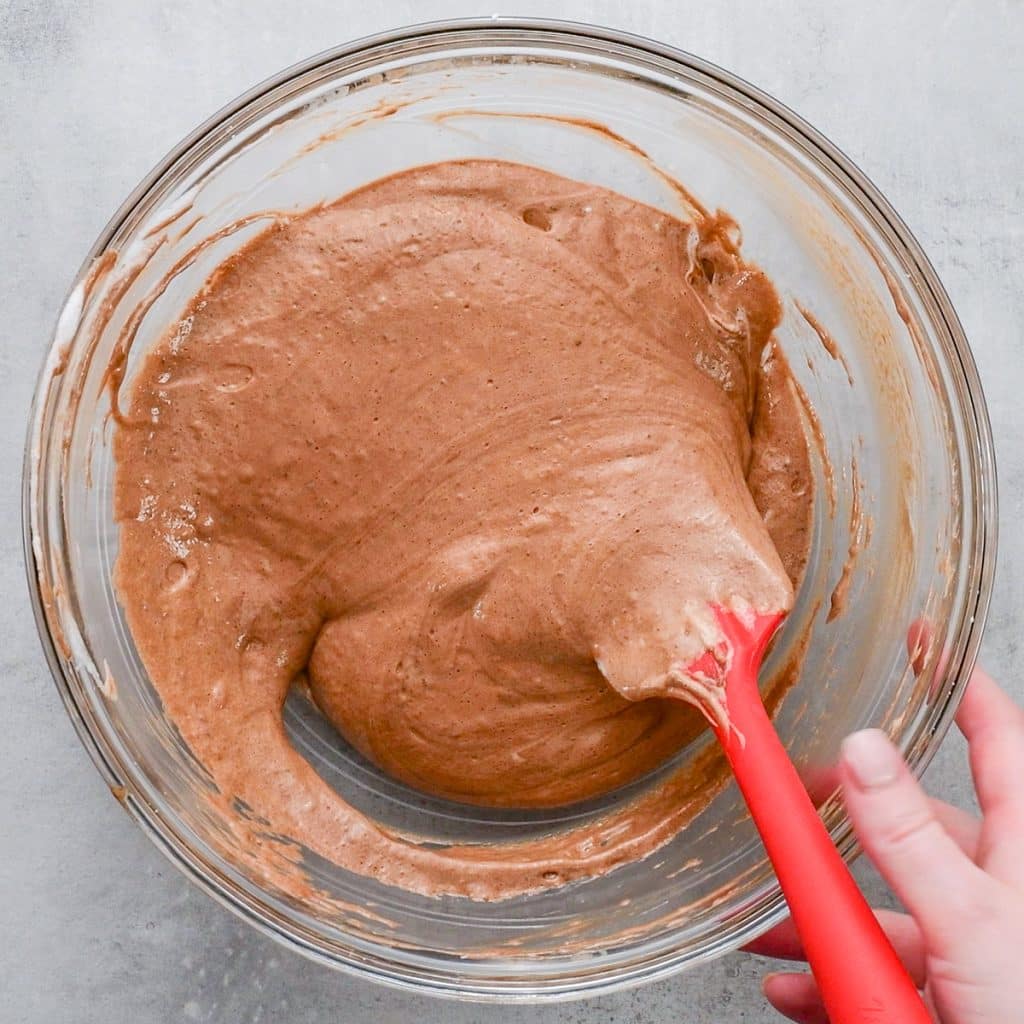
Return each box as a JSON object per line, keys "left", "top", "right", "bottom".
{"left": 747, "top": 665, "right": 1024, "bottom": 1022}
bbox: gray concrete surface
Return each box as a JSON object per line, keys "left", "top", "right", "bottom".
{"left": 2, "top": 1, "right": 1021, "bottom": 1021}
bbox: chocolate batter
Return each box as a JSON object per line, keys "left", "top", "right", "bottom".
{"left": 114, "top": 160, "right": 813, "bottom": 896}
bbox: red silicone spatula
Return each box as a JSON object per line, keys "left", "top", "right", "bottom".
{"left": 692, "top": 606, "right": 931, "bottom": 1023}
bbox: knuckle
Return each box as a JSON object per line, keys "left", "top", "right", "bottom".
{"left": 875, "top": 809, "right": 943, "bottom": 855}
{"left": 930, "top": 880, "right": 1003, "bottom": 937}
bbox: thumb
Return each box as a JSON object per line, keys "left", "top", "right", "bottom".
{"left": 840, "top": 729, "right": 988, "bottom": 947}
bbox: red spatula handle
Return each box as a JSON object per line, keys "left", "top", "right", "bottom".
{"left": 716, "top": 613, "right": 932, "bottom": 1023}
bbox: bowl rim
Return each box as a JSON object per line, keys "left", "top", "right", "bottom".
{"left": 22, "top": 15, "right": 998, "bottom": 1002}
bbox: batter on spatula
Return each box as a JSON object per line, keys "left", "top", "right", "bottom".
{"left": 114, "top": 160, "right": 813, "bottom": 898}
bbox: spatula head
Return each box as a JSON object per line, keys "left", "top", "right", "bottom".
{"left": 679, "top": 606, "right": 785, "bottom": 737}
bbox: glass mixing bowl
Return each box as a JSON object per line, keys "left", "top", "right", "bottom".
{"left": 25, "top": 18, "right": 996, "bottom": 1001}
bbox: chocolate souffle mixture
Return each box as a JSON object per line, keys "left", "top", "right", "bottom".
{"left": 114, "top": 160, "right": 813, "bottom": 898}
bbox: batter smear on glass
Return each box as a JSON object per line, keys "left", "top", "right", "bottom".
{"left": 114, "top": 160, "right": 813, "bottom": 898}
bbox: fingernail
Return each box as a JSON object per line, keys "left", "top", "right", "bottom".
{"left": 842, "top": 729, "right": 901, "bottom": 789}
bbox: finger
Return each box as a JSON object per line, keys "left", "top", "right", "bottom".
{"left": 743, "top": 917, "right": 807, "bottom": 961}
{"left": 801, "top": 760, "right": 979, "bottom": 858}
{"left": 762, "top": 973, "right": 830, "bottom": 1024}
{"left": 745, "top": 908, "right": 927, "bottom": 986}
{"left": 840, "top": 729, "right": 989, "bottom": 944}
{"left": 930, "top": 798, "right": 981, "bottom": 860}
{"left": 801, "top": 784, "right": 979, "bottom": 852}
{"left": 956, "top": 666, "right": 1024, "bottom": 854}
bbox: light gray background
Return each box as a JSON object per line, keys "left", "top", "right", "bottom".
{"left": 2, "top": 2, "right": 1020, "bottom": 1021}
